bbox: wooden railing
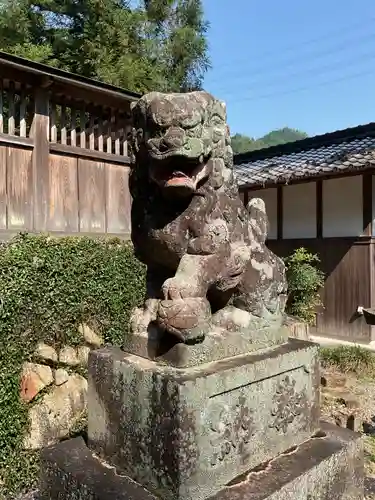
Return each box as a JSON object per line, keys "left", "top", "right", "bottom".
{"left": 0, "top": 66, "right": 136, "bottom": 238}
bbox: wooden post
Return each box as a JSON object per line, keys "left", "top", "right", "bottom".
{"left": 242, "top": 189, "right": 248, "bottom": 208}
{"left": 363, "top": 173, "right": 373, "bottom": 236}
{"left": 316, "top": 180, "right": 323, "bottom": 238}
{"left": 31, "top": 86, "right": 49, "bottom": 231}
{"left": 277, "top": 185, "right": 283, "bottom": 240}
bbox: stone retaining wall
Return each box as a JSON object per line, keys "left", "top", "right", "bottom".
{"left": 20, "top": 324, "right": 103, "bottom": 450}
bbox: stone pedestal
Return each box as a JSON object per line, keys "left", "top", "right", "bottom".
{"left": 40, "top": 422, "right": 363, "bottom": 500}
{"left": 38, "top": 339, "right": 364, "bottom": 500}
{"left": 87, "top": 340, "right": 320, "bottom": 500}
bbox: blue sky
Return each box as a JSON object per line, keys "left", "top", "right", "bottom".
{"left": 203, "top": 0, "right": 375, "bottom": 139}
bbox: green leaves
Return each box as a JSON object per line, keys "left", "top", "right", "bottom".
{"left": 0, "top": 0, "right": 210, "bottom": 93}
{"left": 284, "top": 247, "right": 325, "bottom": 325}
{"left": 0, "top": 234, "right": 146, "bottom": 496}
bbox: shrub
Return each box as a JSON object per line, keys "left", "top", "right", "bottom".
{"left": 0, "top": 233, "right": 146, "bottom": 497}
{"left": 284, "top": 247, "right": 324, "bottom": 325}
{"left": 320, "top": 345, "right": 375, "bottom": 375}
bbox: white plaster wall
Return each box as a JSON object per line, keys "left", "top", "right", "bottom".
{"left": 322, "top": 176, "right": 363, "bottom": 237}
{"left": 282, "top": 183, "right": 316, "bottom": 238}
{"left": 248, "top": 188, "right": 277, "bottom": 239}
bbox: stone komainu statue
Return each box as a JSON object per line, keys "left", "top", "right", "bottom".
{"left": 128, "top": 91, "right": 287, "bottom": 343}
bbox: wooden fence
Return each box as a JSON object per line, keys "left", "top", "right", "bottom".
{"left": 0, "top": 53, "right": 139, "bottom": 239}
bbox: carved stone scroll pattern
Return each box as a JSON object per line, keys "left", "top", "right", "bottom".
{"left": 269, "top": 375, "right": 309, "bottom": 434}
{"left": 209, "top": 395, "right": 255, "bottom": 467}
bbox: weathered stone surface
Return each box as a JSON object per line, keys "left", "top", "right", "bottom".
{"left": 39, "top": 422, "right": 363, "bottom": 500}
{"left": 124, "top": 320, "right": 289, "bottom": 368}
{"left": 54, "top": 368, "right": 69, "bottom": 386}
{"left": 59, "top": 346, "right": 80, "bottom": 366}
{"left": 127, "top": 91, "right": 287, "bottom": 346}
{"left": 34, "top": 342, "right": 58, "bottom": 363}
{"left": 77, "top": 346, "right": 91, "bottom": 366}
{"left": 210, "top": 422, "right": 364, "bottom": 500}
{"left": 20, "top": 362, "right": 53, "bottom": 403}
{"left": 78, "top": 323, "right": 103, "bottom": 347}
{"left": 40, "top": 437, "right": 158, "bottom": 500}
{"left": 24, "top": 374, "right": 87, "bottom": 450}
{"left": 284, "top": 315, "right": 309, "bottom": 340}
{"left": 88, "top": 339, "right": 320, "bottom": 500}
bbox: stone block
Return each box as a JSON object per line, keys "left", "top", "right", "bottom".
{"left": 123, "top": 321, "right": 289, "bottom": 368}
{"left": 34, "top": 342, "right": 58, "bottom": 363}
{"left": 284, "top": 315, "right": 309, "bottom": 340}
{"left": 88, "top": 339, "right": 320, "bottom": 500}
{"left": 24, "top": 374, "right": 87, "bottom": 450}
{"left": 20, "top": 362, "right": 53, "bottom": 403}
{"left": 39, "top": 422, "right": 364, "bottom": 500}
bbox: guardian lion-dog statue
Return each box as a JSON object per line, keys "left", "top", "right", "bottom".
{"left": 128, "top": 91, "right": 287, "bottom": 345}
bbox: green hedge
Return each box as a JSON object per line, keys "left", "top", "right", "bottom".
{"left": 0, "top": 234, "right": 146, "bottom": 497}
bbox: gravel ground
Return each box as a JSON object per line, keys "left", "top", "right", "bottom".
{"left": 321, "top": 369, "right": 375, "bottom": 500}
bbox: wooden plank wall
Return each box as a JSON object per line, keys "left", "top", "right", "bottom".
{"left": 0, "top": 73, "right": 133, "bottom": 239}
{"left": 268, "top": 237, "right": 372, "bottom": 343}
{"left": 0, "top": 143, "right": 132, "bottom": 237}
{"left": 48, "top": 154, "right": 131, "bottom": 235}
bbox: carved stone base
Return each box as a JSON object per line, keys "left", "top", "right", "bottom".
{"left": 87, "top": 340, "right": 320, "bottom": 500}
{"left": 39, "top": 422, "right": 363, "bottom": 500}
{"left": 123, "top": 320, "right": 289, "bottom": 368}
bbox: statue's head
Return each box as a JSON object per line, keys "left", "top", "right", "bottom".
{"left": 129, "top": 91, "right": 233, "bottom": 198}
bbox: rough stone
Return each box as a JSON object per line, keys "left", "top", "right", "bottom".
{"left": 59, "top": 346, "right": 80, "bottom": 366}
{"left": 78, "top": 323, "right": 103, "bottom": 348}
{"left": 284, "top": 315, "right": 309, "bottom": 340}
{"left": 34, "top": 342, "right": 58, "bottom": 363}
{"left": 20, "top": 362, "right": 53, "bottom": 403}
{"left": 39, "top": 422, "right": 363, "bottom": 500}
{"left": 24, "top": 374, "right": 87, "bottom": 450}
{"left": 127, "top": 90, "right": 287, "bottom": 346}
{"left": 88, "top": 340, "right": 320, "bottom": 500}
{"left": 54, "top": 368, "right": 69, "bottom": 386}
{"left": 124, "top": 320, "right": 289, "bottom": 368}
{"left": 77, "top": 346, "right": 91, "bottom": 366}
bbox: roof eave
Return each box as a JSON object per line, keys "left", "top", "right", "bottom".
{"left": 237, "top": 162, "right": 375, "bottom": 190}
{"left": 0, "top": 50, "right": 141, "bottom": 102}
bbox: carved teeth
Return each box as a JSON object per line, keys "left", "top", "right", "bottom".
{"left": 173, "top": 171, "right": 188, "bottom": 178}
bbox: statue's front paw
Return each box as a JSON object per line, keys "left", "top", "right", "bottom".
{"left": 157, "top": 297, "right": 211, "bottom": 342}
{"left": 162, "top": 277, "right": 195, "bottom": 300}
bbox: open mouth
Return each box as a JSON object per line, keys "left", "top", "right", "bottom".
{"left": 150, "top": 156, "right": 209, "bottom": 196}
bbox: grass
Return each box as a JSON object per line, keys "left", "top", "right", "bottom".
{"left": 365, "top": 436, "right": 375, "bottom": 476}
{"left": 320, "top": 345, "right": 375, "bottom": 376}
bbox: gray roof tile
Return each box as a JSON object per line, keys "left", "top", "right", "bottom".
{"left": 234, "top": 123, "right": 375, "bottom": 187}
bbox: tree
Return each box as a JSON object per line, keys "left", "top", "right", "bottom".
{"left": 143, "top": 0, "right": 209, "bottom": 91}
{"left": 231, "top": 128, "right": 308, "bottom": 155}
{"left": 0, "top": 0, "right": 210, "bottom": 93}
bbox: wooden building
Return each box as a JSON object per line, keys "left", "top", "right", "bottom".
{"left": 0, "top": 50, "right": 140, "bottom": 239}
{"left": 235, "top": 123, "right": 375, "bottom": 344}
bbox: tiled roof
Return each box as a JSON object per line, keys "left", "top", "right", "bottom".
{"left": 234, "top": 122, "right": 375, "bottom": 188}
